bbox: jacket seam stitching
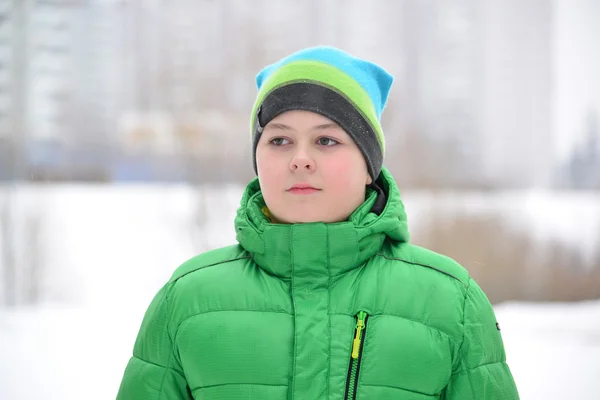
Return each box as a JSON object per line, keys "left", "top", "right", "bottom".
{"left": 452, "top": 359, "right": 508, "bottom": 376}
{"left": 173, "top": 309, "right": 293, "bottom": 344}
{"left": 159, "top": 284, "right": 179, "bottom": 399}
{"left": 192, "top": 382, "right": 289, "bottom": 391}
{"left": 360, "top": 383, "right": 439, "bottom": 397}
{"left": 329, "top": 312, "right": 459, "bottom": 347}
{"left": 326, "top": 225, "right": 331, "bottom": 400}
{"left": 130, "top": 354, "right": 186, "bottom": 378}
{"left": 457, "top": 278, "right": 473, "bottom": 391}
{"left": 157, "top": 352, "right": 173, "bottom": 400}
{"left": 375, "top": 253, "right": 468, "bottom": 287}
{"left": 172, "top": 255, "right": 253, "bottom": 283}
{"left": 290, "top": 228, "right": 298, "bottom": 400}
{"left": 457, "top": 278, "right": 472, "bottom": 355}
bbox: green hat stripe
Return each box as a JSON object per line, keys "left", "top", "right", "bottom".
{"left": 251, "top": 60, "right": 385, "bottom": 152}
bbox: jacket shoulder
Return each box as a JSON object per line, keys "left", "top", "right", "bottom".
{"left": 382, "top": 242, "right": 470, "bottom": 287}
{"left": 168, "top": 244, "right": 251, "bottom": 283}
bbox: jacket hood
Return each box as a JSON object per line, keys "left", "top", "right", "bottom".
{"left": 234, "top": 167, "right": 410, "bottom": 279}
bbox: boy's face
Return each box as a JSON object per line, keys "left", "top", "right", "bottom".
{"left": 256, "top": 110, "right": 373, "bottom": 224}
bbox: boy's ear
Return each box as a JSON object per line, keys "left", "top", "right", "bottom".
{"left": 366, "top": 175, "right": 373, "bottom": 185}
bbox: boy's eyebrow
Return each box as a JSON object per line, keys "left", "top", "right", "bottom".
{"left": 312, "top": 123, "right": 340, "bottom": 130}
{"left": 264, "top": 122, "right": 340, "bottom": 131}
{"left": 264, "top": 123, "right": 293, "bottom": 131}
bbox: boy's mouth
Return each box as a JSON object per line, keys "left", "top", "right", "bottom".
{"left": 287, "top": 183, "right": 321, "bottom": 194}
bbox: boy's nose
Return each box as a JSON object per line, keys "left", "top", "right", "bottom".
{"left": 289, "top": 152, "right": 315, "bottom": 172}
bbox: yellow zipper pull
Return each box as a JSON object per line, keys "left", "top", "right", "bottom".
{"left": 351, "top": 311, "right": 367, "bottom": 359}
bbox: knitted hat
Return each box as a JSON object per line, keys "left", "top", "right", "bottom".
{"left": 250, "top": 46, "right": 393, "bottom": 181}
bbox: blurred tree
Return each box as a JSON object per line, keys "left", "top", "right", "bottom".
{"left": 1, "top": 0, "right": 48, "bottom": 307}
{"left": 2, "top": 0, "right": 25, "bottom": 306}
{"left": 391, "top": 121, "right": 491, "bottom": 190}
{"left": 557, "top": 110, "right": 600, "bottom": 190}
{"left": 1, "top": 189, "right": 45, "bottom": 307}
{"left": 1, "top": 193, "right": 16, "bottom": 306}
{"left": 413, "top": 209, "right": 600, "bottom": 303}
{"left": 420, "top": 212, "right": 526, "bottom": 302}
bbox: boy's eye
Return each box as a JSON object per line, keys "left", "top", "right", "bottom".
{"left": 269, "top": 137, "right": 290, "bottom": 146}
{"left": 317, "top": 137, "right": 339, "bottom": 146}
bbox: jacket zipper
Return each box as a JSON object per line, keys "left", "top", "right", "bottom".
{"left": 344, "top": 311, "right": 368, "bottom": 400}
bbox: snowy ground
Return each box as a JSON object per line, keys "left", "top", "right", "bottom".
{"left": 495, "top": 301, "right": 600, "bottom": 399}
{"left": 1, "top": 300, "right": 599, "bottom": 399}
{"left": 0, "top": 184, "right": 599, "bottom": 399}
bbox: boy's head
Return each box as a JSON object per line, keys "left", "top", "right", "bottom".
{"left": 251, "top": 46, "right": 393, "bottom": 223}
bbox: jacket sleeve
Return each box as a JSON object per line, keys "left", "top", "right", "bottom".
{"left": 443, "top": 278, "right": 520, "bottom": 399}
{"left": 117, "top": 283, "right": 191, "bottom": 400}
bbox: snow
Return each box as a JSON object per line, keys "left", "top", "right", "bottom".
{"left": 495, "top": 301, "right": 600, "bottom": 400}
{"left": 1, "top": 300, "right": 599, "bottom": 399}
{"left": 1, "top": 184, "right": 599, "bottom": 399}
{"left": 403, "top": 190, "right": 600, "bottom": 267}
{"left": 0, "top": 305, "right": 140, "bottom": 400}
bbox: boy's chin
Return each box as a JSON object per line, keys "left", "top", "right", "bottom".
{"left": 274, "top": 211, "right": 346, "bottom": 224}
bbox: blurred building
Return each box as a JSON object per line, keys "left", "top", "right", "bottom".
{"left": 1, "top": 0, "right": 109, "bottom": 180}
{"left": 400, "top": 0, "right": 600, "bottom": 189}
{"left": 0, "top": 1, "right": 12, "bottom": 179}
{"left": 70, "top": 0, "right": 130, "bottom": 148}
{"left": 559, "top": 111, "right": 600, "bottom": 189}
{"left": 399, "top": 0, "right": 483, "bottom": 187}
{"left": 3, "top": 0, "right": 137, "bottom": 180}
{"left": 0, "top": 2, "right": 10, "bottom": 137}
{"left": 553, "top": 0, "right": 600, "bottom": 186}
{"left": 480, "top": 0, "right": 554, "bottom": 188}
{"left": 28, "top": 1, "right": 75, "bottom": 143}
{"left": 400, "top": 0, "right": 554, "bottom": 188}
{"left": 0, "top": 0, "right": 598, "bottom": 186}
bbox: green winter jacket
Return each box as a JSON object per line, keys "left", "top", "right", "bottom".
{"left": 117, "top": 168, "right": 519, "bottom": 400}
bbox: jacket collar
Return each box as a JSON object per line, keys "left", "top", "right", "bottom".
{"left": 234, "top": 167, "right": 410, "bottom": 279}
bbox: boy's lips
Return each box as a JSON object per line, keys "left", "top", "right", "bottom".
{"left": 287, "top": 183, "right": 321, "bottom": 194}
{"left": 288, "top": 187, "right": 320, "bottom": 194}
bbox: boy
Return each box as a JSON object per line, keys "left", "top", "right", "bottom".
{"left": 117, "top": 46, "right": 519, "bottom": 399}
